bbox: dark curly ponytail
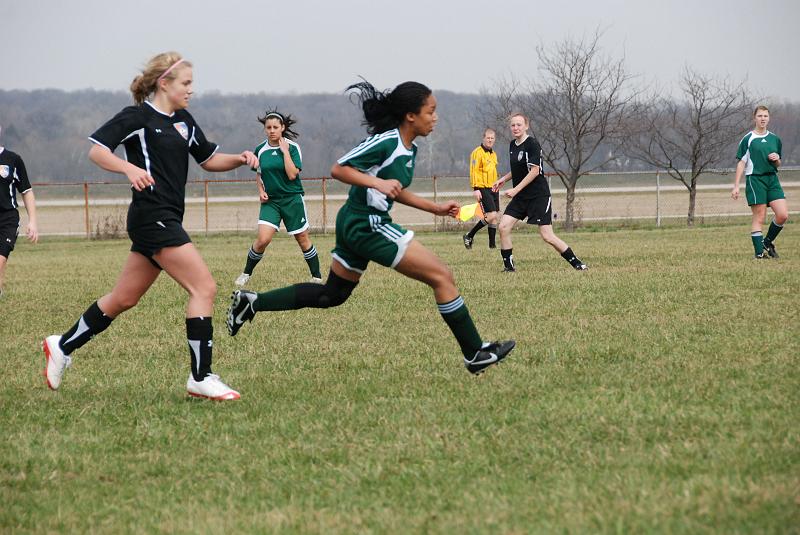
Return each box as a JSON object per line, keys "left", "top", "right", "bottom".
{"left": 346, "top": 79, "right": 432, "bottom": 135}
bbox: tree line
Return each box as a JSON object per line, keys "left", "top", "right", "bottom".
{"left": 1, "top": 33, "right": 798, "bottom": 228}
{"left": 0, "top": 89, "right": 488, "bottom": 182}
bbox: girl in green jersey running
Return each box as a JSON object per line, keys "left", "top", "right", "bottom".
{"left": 227, "top": 80, "right": 515, "bottom": 375}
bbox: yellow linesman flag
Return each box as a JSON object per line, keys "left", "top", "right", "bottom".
{"left": 457, "top": 202, "right": 483, "bottom": 222}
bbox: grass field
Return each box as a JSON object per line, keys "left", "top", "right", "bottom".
{"left": 1, "top": 225, "right": 798, "bottom": 534}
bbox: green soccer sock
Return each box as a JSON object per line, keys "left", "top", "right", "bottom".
{"left": 765, "top": 221, "right": 784, "bottom": 243}
{"left": 751, "top": 231, "right": 764, "bottom": 256}
{"left": 254, "top": 285, "right": 298, "bottom": 311}
{"left": 244, "top": 247, "right": 263, "bottom": 275}
{"left": 303, "top": 245, "right": 322, "bottom": 278}
{"left": 438, "top": 296, "right": 483, "bottom": 359}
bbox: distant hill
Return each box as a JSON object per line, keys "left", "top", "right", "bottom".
{"left": 1, "top": 89, "right": 797, "bottom": 182}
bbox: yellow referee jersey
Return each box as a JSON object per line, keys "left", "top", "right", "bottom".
{"left": 469, "top": 145, "right": 498, "bottom": 188}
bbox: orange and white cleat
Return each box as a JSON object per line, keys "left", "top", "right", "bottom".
{"left": 43, "top": 335, "right": 72, "bottom": 390}
{"left": 187, "top": 374, "right": 241, "bottom": 401}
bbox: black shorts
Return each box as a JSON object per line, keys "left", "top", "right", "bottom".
{"left": 474, "top": 187, "right": 500, "bottom": 214}
{"left": 0, "top": 210, "right": 20, "bottom": 258}
{"left": 504, "top": 195, "right": 552, "bottom": 226}
{"left": 128, "top": 219, "right": 191, "bottom": 266}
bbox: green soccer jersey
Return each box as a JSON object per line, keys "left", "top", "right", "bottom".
{"left": 336, "top": 128, "right": 417, "bottom": 214}
{"left": 254, "top": 139, "right": 303, "bottom": 198}
{"left": 736, "top": 131, "right": 781, "bottom": 176}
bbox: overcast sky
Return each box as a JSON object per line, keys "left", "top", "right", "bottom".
{"left": 2, "top": 0, "right": 798, "bottom": 100}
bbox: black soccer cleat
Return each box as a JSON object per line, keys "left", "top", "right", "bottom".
{"left": 572, "top": 261, "right": 588, "bottom": 271}
{"left": 465, "top": 340, "right": 516, "bottom": 375}
{"left": 462, "top": 234, "right": 474, "bottom": 250}
{"left": 502, "top": 266, "right": 516, "bottom": 273}
{"left": 226, "top": 290, "right": 257, "bottom": 336}
{"left": 763, "top": 239, "right": 779, "bottom": 258}
{"left": 754, "top": 252, "right": 770, "bottom": 260}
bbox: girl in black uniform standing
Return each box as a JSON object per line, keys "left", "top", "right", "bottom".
{"left": 43, "top": 52, "right": 258, "bottom": 400}
{"left": 0, "top": 126, "right": 39, "bottom": 298}
{"left": 493, "top": 113, "right": 587, "bottom": 272}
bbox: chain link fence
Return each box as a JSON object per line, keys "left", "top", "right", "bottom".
{"left": 22, "top": 168, "right": 799, "bottom": 238}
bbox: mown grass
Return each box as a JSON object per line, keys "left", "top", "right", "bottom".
{"left": 1, "top": 225, "right": 798, "bottom": 534}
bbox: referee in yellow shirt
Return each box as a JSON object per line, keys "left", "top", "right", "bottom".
{"left": 463, "top": 128, "right": 500, "bottom": 249}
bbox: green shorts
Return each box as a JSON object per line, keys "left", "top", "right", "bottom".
{"left": 746, "top": 173, "right": 785, "bottom": 206}
{"left": 258, "top": 195, "right": 309, "bottom": 234}
{"left": 331, "top": 204, "right": 414, "bottom": 274}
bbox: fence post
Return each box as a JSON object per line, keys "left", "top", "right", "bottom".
{"left": 83, "top": 182, "right": 90, "bottom": 239}
{"left": 432, "top": 175, "right": 438, "bottom": 231}
{"left": 204, "top": 179, "right": 209, "bottom": 236}
{"left": 656, "top": 171, "right": 661, "bottom": 228}
{"left": 322, "top": 177, "right": 327, "bottom": 234}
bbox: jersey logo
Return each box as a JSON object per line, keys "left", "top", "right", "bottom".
{"left": 301, "top": 217, "right": 306, "bottom": 223}
{"left": 272, "top": 151, "right": 277, "bottom": 156}
{"left": 761, "top": 139, "right": 767, "bottom": 143}
{"left": 173, "top": 122, "right": 189, "bottom": 140}
{"left": 0, "top": 165, "right": 8, "bottom": 179}
{"left": 406, "top": 160, "right": 413, "bottom": 168}
{"left": 155, "top": 129, "right": 162, "bottom": 133}
{"left": 517, "top": 152, "right": 524, "bottom": 161}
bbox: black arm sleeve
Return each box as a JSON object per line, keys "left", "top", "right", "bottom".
{"left": 14, "top": 154, "right": 32, "bottom": 192}
{"left": 188, "top": 118, "right": 218, "bottom": 164}
{"left": 89, "top": 106, "right": 144, "bottom": 151}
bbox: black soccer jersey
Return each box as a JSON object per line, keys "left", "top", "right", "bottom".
{"left": 509, "top": 136, "right": 548, "bottom": 199}
{"left": 89, "top": 101, "right": 218, "bottom": 228}
{"left": 0, "top": 148, "right": 32, "bottom": 213}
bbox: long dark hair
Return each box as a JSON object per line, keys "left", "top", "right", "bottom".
{"left": 346, "top": 79, "right": 432, "bottom": 135}
{"left": 257, "top": 109, "right": 299, "bottom": 140}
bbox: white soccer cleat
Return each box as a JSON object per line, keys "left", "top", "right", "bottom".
{"left": 43, "top": 335, "right": 72, "bottom": 390}
{"left": 187, "top": 374, "right": 241, "bottom": 401}
{"left": 310, "top": 276, "right": 323, "bottom": 283}
{"left": 234, "top": 273, "right": 251, "bottom": 287}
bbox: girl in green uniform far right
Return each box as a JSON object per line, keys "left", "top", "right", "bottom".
{"left": 731, "top": 105, "right": 788, "bottom": 258}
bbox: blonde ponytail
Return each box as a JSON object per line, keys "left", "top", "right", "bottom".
{"left": 129, "top": 51, "right": 192, "bottom": 105}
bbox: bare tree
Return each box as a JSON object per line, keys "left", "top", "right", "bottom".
{"left": 480, "top": 30, "right": 639, "bottom": 230}
{"left": 630, "top": 67, "right": 753, "bottom": 226}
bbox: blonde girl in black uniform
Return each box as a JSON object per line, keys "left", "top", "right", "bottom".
{"left": 43, "top": 52, "right": 258, "bottom": 400}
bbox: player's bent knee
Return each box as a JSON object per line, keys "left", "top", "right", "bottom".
{"left": 113, "top": 294, "right": 141, "bottom": 313}
{"left": 433, "top": 265, "right": 456, "bottom": 288}
{"left": 192, "top": 280, "right": 217, "bottom": 303}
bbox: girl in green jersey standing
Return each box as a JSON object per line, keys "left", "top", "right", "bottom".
{"left": 732, "top": 105, "right": 788, "bottom": 258}
{"left": 235, "top": 110, "right": 322, "bottom": 286}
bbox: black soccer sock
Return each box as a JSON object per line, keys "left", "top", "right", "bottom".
{"left": 186, "top": 317, "right": 213, "bottom": 381}
{"left": 243, "top": 247, "right": 263, "bottom": 276}
{"left": 438, "top": 296, "right": 483, "bottom": 359}
{"left": 59, "top": 301, "right": 114, "bottom": 355}
{"left": 302, "top": 245, "right": 322, "bottom": 278}
{"left": 467, "top": 220, "right": 486, "bottom": 239}
{"left": 501, "top": 248, "right": 514, "bottom": 270}
{"left": 488, "top": 225, "right": 497, "bottom": 247}
{"left": 764, "top": 220, "right": 784, "bottom": 244}
{"left": 560, "top": 247, "right": 583, "bottom": 268}
{"left": 254, "top": 270, "right": 357, "bottom": 311}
